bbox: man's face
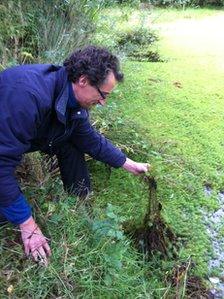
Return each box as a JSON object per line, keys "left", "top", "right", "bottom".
{"left": 72, "top": 72, "right": 117, "bottom": 109}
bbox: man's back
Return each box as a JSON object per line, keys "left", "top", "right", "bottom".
{"left": 0, "top": 64, "right": 66, "bottom": 206}
{"left": 0, "top": 64, "right": 62, "bottom": 103}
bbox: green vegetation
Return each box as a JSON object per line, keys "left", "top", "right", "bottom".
{"left": 93, "top": 7, "right": 161, "bottom": 61}
{"left": 0, "top": 0, "right": 101, "bottom": 68}
{"left": 1, "top": 4, "right": 224, "bottom": 298}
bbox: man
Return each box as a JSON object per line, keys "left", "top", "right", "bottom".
{"left": 0, "top": 46, "right": 149, "bottom": 264}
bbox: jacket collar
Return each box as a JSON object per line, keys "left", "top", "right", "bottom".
{"left": 54, "top": 67, "right": 69, "bottom": 125}
{"left": 68, "top": 81, "right": 80, "bottom": 109}
{"left": 54, "top": 66, "right": 88, "bottom": 124}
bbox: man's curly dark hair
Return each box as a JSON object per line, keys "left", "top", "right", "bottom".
{"left": 63, "top": 45, "right": 124, "bottom": 86}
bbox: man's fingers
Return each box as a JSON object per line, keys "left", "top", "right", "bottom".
{"left": 37, "top": 246, "right": 47, "bottom": 259}
{"left": 143, "top": 163, "right": 150, "bottom": 172}
{"left": 37, "top": 247, "right": 48, "bottom": 266}
{"left": 31, "top": 246, "right": 48, "bottom": 266}
{"left": 31, "top": 248, "right": 39, "bottom": 262}
{"left": 136, "top": 163, "right": 150, "bottom": 174}
{"left": 43, "top": 241, "right": 51, "bottom": 256}
{"left": 24, "top": 242, "right": 30, "bottom": 256}
{"left": 142, "top": 163, "right": 150, "bottom": 173}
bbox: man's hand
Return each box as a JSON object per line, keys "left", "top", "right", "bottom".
{"left": 122, "top": 157, "right": 150, "bottom": 175}
{"left": 19, "top": 216, "right": 51, "bottom": 266}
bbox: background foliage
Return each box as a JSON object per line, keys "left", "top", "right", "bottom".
{"left": 1, "top": 1, "right": 224, "bottom": 298}
{"left": 0, "top": 0, "right": 101, "bottom": 68}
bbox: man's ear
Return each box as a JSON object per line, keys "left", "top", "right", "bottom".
{"left": 78, "top": 75, "right": 88, "bottom": 87}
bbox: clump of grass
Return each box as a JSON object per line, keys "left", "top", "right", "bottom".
{"left": 0, "top": 189, "right": 171, "bottom": 298}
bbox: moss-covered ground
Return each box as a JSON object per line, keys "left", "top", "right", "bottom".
{"left": 1, "top": 7, "right": 224, "bottom": 298}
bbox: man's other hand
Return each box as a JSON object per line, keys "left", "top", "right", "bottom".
{"left": 122, "top": 157, "right": 150, "bottom": 175}
{"left": 19, "top": 216, "right": 51, "bottom": 266}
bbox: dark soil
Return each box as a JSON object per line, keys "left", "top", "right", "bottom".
{"left": 169, "top": 261, "right": 214, "bottom": 299}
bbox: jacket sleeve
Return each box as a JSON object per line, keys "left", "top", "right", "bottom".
{"left": 0, "top": 194, "right": 31, "bottom": 224}
{"left": 70, "top": 114, "right": 126, "bottom": 168}
{"left": 0, "top": 84, "right": 41, "bottom": 207}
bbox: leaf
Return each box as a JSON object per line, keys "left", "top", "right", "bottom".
{"left": 115, "top": 231, "right": 124, "bottom": 240}
{"left": 106, "top": 211, "right": 117, "bottom": 220}
{"left": 104, "top": 274, "right": 113, "bottom": 286}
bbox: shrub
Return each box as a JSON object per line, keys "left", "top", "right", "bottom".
{"left": 116, "top": 27, "right": 161, "bottom": 62}
{"left": 0, "top": 0, "right": 101, "bottom": 67}
{"left": 117, "top": 27, "right": 159, "bottom": 48}
{"left": 130, "top": 48, "right": 163, "bottom": 62}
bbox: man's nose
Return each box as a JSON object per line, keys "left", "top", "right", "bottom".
{"left": 98, "top": 98, "right": 106, "bottom": 106}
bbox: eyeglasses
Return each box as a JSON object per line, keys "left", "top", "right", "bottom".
{"left": 95, "top": 85, "right": 108, "bottom": 100}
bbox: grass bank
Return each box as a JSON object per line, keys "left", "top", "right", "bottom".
{"left": 1, "top": 7, "right": 224, "bottom": 298}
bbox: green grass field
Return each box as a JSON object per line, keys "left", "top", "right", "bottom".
{"left": 1, "top": 7, "right": 224, "bottom": 298}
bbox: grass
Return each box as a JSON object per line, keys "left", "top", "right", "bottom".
{"left": 1, "top": 6, "right": 224, "bottom": 298}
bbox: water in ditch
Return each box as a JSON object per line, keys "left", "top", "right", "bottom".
{"left": 204, "top": 185, "right": 224, "bottom": 298}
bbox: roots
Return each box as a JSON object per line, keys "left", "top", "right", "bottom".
{"left": 125, "top": 176, "right": 177, "bottom": 258}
